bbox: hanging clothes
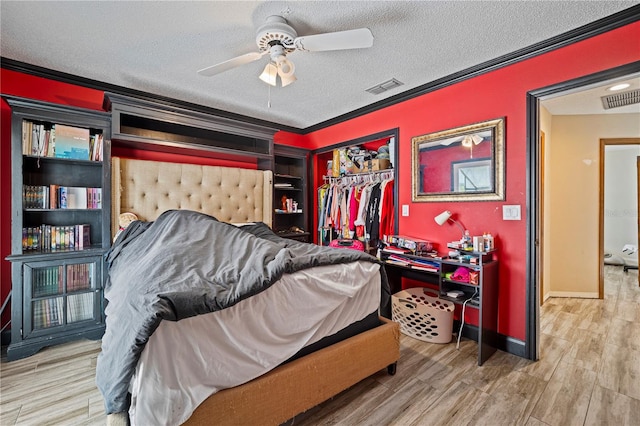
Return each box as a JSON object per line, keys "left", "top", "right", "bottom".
{"left": 318, "top": 170, "right": 394, "bottom": 246}
{"left": 378, "top": 179, "right": 394, "bottom": 240}
{"left": 365, "top": 182, "right": 382, "bottom": 245}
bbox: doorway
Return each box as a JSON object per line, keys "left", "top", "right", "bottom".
{"left": 526, "top": 63, "right": 640, "bottom": 361}
{"left": 600, "top": 139, "right": 640, "bottom": 291}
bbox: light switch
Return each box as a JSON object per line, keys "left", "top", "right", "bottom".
{"left": 402, "top": 204, "right": 409, "bottom": 217}
{"left": 503, "top": 205, "right": 521, "bottom": 220}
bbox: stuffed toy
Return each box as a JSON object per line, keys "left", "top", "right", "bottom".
{"left": 113, "top": 212, "right": 138, "bottom": 242}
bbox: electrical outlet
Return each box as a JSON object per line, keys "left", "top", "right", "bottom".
{"left": 402, "top": 204, "right": 409, "bottom": 216}
{"left": 503, "top": 205, "right": 521, "bottom": 220}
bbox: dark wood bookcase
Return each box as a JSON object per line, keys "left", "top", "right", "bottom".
{"left": 273, "top": 145, "right": 310, "bottom": 242}
{"left": 4, "top": 96, "right": 111, "bottom": 361}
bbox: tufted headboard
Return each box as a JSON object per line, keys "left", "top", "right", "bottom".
{"left": 111, "top": 157, "right": 273, "bottom": 238}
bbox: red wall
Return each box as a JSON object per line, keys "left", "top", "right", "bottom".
{"left": 277, "top": 21, "right": 640, "bottom": 341}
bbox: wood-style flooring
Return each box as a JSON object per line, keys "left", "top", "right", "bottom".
{"left": 1, "top": 265, "right": 638, "bottom": 425}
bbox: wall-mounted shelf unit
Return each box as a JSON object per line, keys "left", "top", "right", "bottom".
{"left": 273, "top": 145, "right": 310, "bottom": 242}
{"left": 103, "top": 92, "right": 278, "bottom": 170}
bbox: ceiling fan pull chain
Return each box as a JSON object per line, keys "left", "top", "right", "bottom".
{"left": 267, "top": 84, "right": 272, "bottom": 108}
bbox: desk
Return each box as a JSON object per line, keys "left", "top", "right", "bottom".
{"left": 383, "top": 252, "right": 499, "bottom": 366}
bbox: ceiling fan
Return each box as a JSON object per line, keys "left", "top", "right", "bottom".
{"left": 197, "top": 15, "right": 374, "bottom": 87}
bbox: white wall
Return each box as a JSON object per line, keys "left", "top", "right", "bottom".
{"left": 604, "top": 145, "right": 640, "bottom": 258}
{"left": 540, "top": 106, "right": 553, "bottom": 301}
{"left": 547, "top": 113, "right": 640, "bottom": 296}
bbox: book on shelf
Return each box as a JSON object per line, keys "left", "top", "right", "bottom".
{"left": 385, "top": 258, "right": 410, "bottom": 266}
{"left": 410, "top": 264, "right": 439, "bottom": 273}
{"left": 30, "top": 123, "right": 48, "bottom": 157}
{"left": 67, "top": 292, "right": 93, "bottom": 323}
{"left": 66, "top": 187, "right": 88, "bottom": 209}
{"left": 47, "top": 125, "right": 56, "bottom": 157}
{"left": 21, "top": 120, "right": 103, "bottom": 161}
{"left": 53, "top": 124, "right": 90, "bottom": 160}
{"left": 67, "top": 263, "right": 91, "bottom": 292}
{"left": 49, "top": 184, "right": 58, "bottom": 208}
{"left": 23, "top": 185, "right": 50, "bottom": 209}
{"left": 32, "top": 265, "right": 62, "bottom": 298}
{"left": 22, "top": 121, "right": 30, "bottom": 155}
{"left": 381, "top": 245, "right": 412, "bottom": 255}
{"left": 90, "top": 188, "right": 102, "bottom": 209}
{"left": 382, "top": 251, "right": 440, "bottom": 272}
{"left": 77, "top": 224, "right": 91, "bottom": 248}
{"left": 89, "top": 134, "right": 103, "bottom": 161}
{"left": 22, "top": 224, "right": 91, "bottom": 251}
{"left": 30, "top": 186, "right": 102, "bottom": 209}
{"left": 33, "top": 296, "right": 67, "bottom": 329}
{"left": 59, "top": 186, "right": 68, "bottom": 208}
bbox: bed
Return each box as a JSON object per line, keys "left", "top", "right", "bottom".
{"left": 102, "top": 157, "right": 400, "bottom": 426}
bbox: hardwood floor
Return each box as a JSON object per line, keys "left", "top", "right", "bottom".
{"left": 1, "top": 265, "right": 638, "bottom": 425}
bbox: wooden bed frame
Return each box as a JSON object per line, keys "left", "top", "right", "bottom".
{"left": 108, "top": 157, "right": 400, "bottom": 425}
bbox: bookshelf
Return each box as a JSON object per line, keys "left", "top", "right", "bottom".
{"left": 273, "top": 146, "right": 310, "bottom": 242}
{"left": 4, "top": 96, "right": 111, "bottom": 361}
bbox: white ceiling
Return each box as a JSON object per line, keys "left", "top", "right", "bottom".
{"left": 542, "top": 73, "right": 640, "bottom": 115}
{"left": 1, "top": 1, "right": 638, "bottom": 130}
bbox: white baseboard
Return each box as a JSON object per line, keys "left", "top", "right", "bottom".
{"left": 547, "top": 291, "right": 599, "bottom": 299}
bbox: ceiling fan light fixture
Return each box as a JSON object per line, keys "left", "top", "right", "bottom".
{"left": 198, "top": 14, "right": 374, "bottom": 88}
{"left": 280, "top": 72, "right": 297, "bottom": 87}
{"left": 259, "top": 62, "right": 278, "bottom": 86}
{"left": 276, "top": 56, "right": 295, "bottom": 78}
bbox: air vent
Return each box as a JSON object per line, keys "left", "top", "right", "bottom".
{"left": 366, "top": 78, "right": 404, "bottom": 95}
{"left": 601, "top": 89, "right": 640, "bottom": 109}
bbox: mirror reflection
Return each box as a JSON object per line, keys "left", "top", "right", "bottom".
{"left": 411, "top": 118, "right": 505, "bottom": 202}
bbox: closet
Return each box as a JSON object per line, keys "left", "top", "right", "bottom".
{"left": 312, "top": 129, "right": 399, "bottom": 251}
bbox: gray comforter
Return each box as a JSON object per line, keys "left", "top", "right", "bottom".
{"left": 96, "top": 209, "right": 390, "bottom": 414}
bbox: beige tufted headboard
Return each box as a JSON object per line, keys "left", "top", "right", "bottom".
{"left": 111, "top": 157, "right": 273, "bottom": 238}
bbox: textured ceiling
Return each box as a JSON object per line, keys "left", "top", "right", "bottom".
{"left": 1, "top": 1, "right": 638, "bottom": 130}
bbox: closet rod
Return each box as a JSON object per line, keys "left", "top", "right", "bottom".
{"left": 323, "top": 169, "right": 394, "bottom": 185}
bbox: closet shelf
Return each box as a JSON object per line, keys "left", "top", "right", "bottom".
{"left": 274, "top": 173, "right": 303, "bottom": 180}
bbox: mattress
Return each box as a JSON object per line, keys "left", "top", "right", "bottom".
{"left": 128, "top": 260, "right": 382, "bottom": 425}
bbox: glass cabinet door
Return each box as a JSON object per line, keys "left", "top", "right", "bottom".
{"left": 23, "top": 257, "right": 101, "bottom": 337}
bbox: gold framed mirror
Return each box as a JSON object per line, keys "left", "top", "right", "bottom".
{"left": 411, "top": 118, "right": 505, "bottom": 202}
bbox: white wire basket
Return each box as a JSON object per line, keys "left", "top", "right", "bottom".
{"left": 392, "top": 287, "right": 455, "bottom": 344}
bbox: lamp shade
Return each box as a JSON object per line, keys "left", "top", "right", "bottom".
{"left": 280, "top": 72, "right": 297, "bottom": 87}
{"left": 435, "top": 210, "right": 452, "bottom": 226}
{"left": 276, "top": 56, "right": 295, "bottom": 77}
{"left": 259, "top": 62, "right": 277, "bottom": 86}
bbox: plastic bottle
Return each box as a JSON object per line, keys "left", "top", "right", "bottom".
{"left": 485, "top": 233, "right": 494, "bottom": 251}
{"left": 463, "top": 230, "right": 472, "bottom": 250}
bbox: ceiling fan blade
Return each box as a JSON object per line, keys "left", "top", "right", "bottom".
{"left": 197, "top": 52, "right": 266, "bottom": 77}
{"left": 293, "top": 28, "right": 373, "bottom": 52}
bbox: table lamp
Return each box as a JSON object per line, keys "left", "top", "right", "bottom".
{"left": 434, "top": 210, "right": 466, "bottom": 240}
